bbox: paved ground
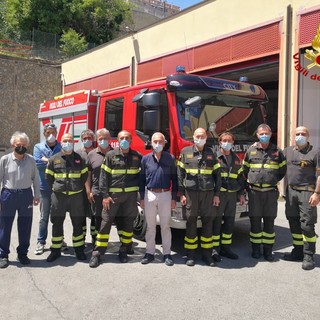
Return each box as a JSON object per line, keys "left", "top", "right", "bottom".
{"left": 0, "top": 199, "right": 319, "bottom": 320}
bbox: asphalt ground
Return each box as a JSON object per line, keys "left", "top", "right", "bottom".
{"left": 0, "top": 199, "right": 319, "bottom": 320}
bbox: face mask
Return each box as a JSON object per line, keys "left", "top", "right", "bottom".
{"left": 98, "top": 139, "right": 109, "bottom": 149}
{"left": 15, "top": 146, "right": 27, "bottom": 155}
{"left": 194, "top": 138, "right": 206, "bottom": 147}
{"left": 152, "top": 143, "right": 163, "bottom": 153}
{"left": 61, "top": 142, "right": 73, "bottom": 153}
{"left": 83, "top": 139, "right": 93, "bottom": 148}
{"left": 221, "top": 142, "right": 233, "bottom": 151}
{"left": 119, "top": 139, "right": 130, "bottom": 150}
{"left": 295, "top": 135, "right": 307, "bottom": 146}
{"left": 258, "top": 134, "right": 270, "bottom": 144}
{"left": 46, "top": 134, "right": 56, "bottom": 144}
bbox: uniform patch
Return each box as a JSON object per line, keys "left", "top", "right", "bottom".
{"left": 206, "top": 155, "right": 213, "bottom": 160}
{"left": 235, "top": 160, "right": 240, "bottom": 165}
{"left": 54, "top": 159, "right": 61, "bottom": 164}
{"left": 186, "top": 154, "right": 193, "bottom": 159}
{"left": 250, "top": 151, "right": 257, "bottom": 156}
{"left": 133, "top": 156, "right": 139, "bottom": 160}
{"left": 75, "top": 160, "right": 81, "bottom": 164}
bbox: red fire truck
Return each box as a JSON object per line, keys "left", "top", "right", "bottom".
{"left": 38, "top": 68, "right": 268, "bottom": 239}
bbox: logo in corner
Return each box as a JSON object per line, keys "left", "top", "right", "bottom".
{"left": 304, "top": 24, "right": 320, "bottom": 69}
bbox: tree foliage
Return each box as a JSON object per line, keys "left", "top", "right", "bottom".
{"left": 1, "top": 0, "right": 133, "bottom": 47}
{"left": 60, "top": 28, "right": 88, "bottom": 58}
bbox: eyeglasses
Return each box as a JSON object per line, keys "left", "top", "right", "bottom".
{"left": 44, "top": 123, "right": 57, "bottom": 130}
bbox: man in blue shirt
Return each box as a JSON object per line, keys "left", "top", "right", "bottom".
{"left": 140, "top": 132, "right": 178, "bottom": 266}
{"left": 33, "top": 123, "right": 61, "bottom": 255}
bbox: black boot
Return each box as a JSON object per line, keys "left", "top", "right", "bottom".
{"left": 75, "top": 246, "right": 87, "bottom": 260}
{"left": 46, "top": 250, "right": 61, "bottom": 262}
{"left": 263, "top": 245, "right": 274, "bottom": 262}
{"left": 186, "top": 250, "right": 195, "bottom": 267}
{"left": 251, "top": 244, "right": 261, "bottom": 259}
{"left": 283, "top": 246, "right": 303, "bottom": 261}
{"left": 119, "top": 246, "right": 128, "bottom": 263}
{"left": 202, "top": 249, "right": 216, "bottom": 267}
{"left": 302, "top": 254, "right": 315, "bottom": 270}
{"left": 220, "top": 245, "right": 239, "bottom": 260}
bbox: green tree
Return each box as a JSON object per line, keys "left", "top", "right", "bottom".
{"left": 2, "top": 0, "right": 132, "bottom": 45}
{"left": 60, "top": 28, "right": 88, "bottom": 58}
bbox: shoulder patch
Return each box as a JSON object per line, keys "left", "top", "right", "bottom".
{"left": 54, "top": 159, "right": 61, "bottom": 164}
{"left": 186, "top": 154, "right": 193, "bottom": 159}
{"left": 132, "top": 156, "right": 139, "bottom": 160}
{"left": 250, "top": 151, "right": 257, "bottom": 156}
{"left": 206, "top": 155, "right": 213, "bottom": 160}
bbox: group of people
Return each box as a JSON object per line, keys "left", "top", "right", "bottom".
{"left": 0, "top": 123, "right": 318, "bottom": 271}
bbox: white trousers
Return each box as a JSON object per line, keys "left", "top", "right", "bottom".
{"left": 144, "top": 189, "right": 172, "bottom": 255}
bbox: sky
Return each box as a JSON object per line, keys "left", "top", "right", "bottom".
{"left": 166, "top": 0, "right": 204, "bottom": 10}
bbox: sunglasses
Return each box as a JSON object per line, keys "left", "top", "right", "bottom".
{"left": 44, "top": 123, "right": 57, "bottom": 129}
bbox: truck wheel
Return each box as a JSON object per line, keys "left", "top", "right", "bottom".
{"left": 133, "top": 203, "right": 147, "bottom": 240}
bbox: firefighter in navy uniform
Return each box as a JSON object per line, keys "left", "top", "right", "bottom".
{"left": 46, "top": 133, "right": 88, "bottom": 262}
{"left": 243, "top": 124, "right": 286, "bottom": 261}
{"left": 283, "top": 126, "right": 320, "bottom": 270}
{"left": 212, "top": 132, "right": 246, "bottom": 262}
{"left": 89, "top": 130, "right": 142, "bottom": 268}
{"left": 177, "top": 128, "right": 221, "bottom": 267}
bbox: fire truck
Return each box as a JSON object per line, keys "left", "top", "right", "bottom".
{"left": 38, "top": 67, "right": 268, "bottom": 239}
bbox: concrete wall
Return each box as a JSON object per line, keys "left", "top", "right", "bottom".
{"left": 0, "top": 55, "right": 61, "bottom": 155}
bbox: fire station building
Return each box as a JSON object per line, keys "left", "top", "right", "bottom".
{"left": 62, "top": 0, "right": 320, "bottom": 149}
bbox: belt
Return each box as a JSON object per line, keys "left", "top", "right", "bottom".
{"left": 2, "top": 187, "right": 31, "bottom": 193}
{"left": 249, "top": 185, "right": 277, "bottom": 192}
{"left": 289, "top": 185, "right": 315, "bottom": 192}
{"left": 147, "top": 188, "right": 171, "bottom": 193}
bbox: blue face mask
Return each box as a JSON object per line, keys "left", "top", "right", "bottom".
{"left": 61, "top": 142, "right": 73, "bottom": 153}
{"left": 295, "top": 135, "right": 307, "bottom": 146}
{"left": 221, "top": 142, "right": 233, "bottom": 151}
{"left": 83, "top": 140, "right": 93, "bottom": 148}
{"left": 120, "top": 139, "right": 130, "bottom": 150}
{"left": 98, "top": 139, "right": 109, "bottom": 149}
{"left": 258, "top": 134, "right": 270, "bottom": 144}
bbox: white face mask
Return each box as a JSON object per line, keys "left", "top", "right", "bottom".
{"left": 152, "top": 143, "right": 163, "bottom": 153}
{"left": 295, "top": 135, "right": 307, "bottom": 146}
{"left": 221, "top": 142, "right": 233, "bottom": 151}
{"left": 46, "top": 134, "right": 56, "bottom": 144}
{"left": 194, "top": 138, "right": 206, "bottom": 147}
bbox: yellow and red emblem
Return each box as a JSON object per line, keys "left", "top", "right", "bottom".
{"left": 304, "top": 24, "right": 320, "bottom": 69}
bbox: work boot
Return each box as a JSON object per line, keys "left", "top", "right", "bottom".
{"left": 283, "top": 247, "right": 303, "bottom": 261}
{"left": 46, "top": 250, "right": 61, "bottom": 263}
{"left": 202, "top": 249, "right": 216, "bottom": 267}
{"left": 127, "top": 243, "right": 134, "bottom": 255}
{"left": 89, "top": 254, "right": 100, "bottom": 268}
{"left": 251, "top": 244, "right": 261, "bottom": 259}
{"left": 220, "top": 246, "right": 239, "bottom": 260}
{"left": 118, "top": 247, "right": 128, "bottom": 263}
{"left": 302, "top": 254, "right": 315, "bottom": 270}
{"left": 75, "top": 246, "right": 87, "bottom": 260}
{"left": 212, "top": 249, "right": 221, "bottom": 262}
{"left": 263, "top": 245, "right": 274, "bottom": 262}
{"left": 186, "top": 251, "right": 195, "bottom": 267}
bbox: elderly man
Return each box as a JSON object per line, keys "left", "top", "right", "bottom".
{"left": 0, "top": 131, "right": 40, "bottom": 268}
{"left": 177, "top": 127, "right": 221, "bottom": 267}
{"left": 139, "top": 132, "right": 178, "bottom": 266}
{"left": 283, "top": 126, "right": 320, "bottom": 270}
{"left": 33, "top": 123, "right": 62, "bottom": 255}
{"left": 45, "top": 133, "right": 88, "bottom": 263}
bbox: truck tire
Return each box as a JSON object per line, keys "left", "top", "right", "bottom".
{"left": 133, "top": 202, "right": 147, "bottom": 240}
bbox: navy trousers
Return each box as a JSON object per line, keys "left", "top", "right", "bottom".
{"left": 0, "top": 188, "right": 33, "bottom": 258}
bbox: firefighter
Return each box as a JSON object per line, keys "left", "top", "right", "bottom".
{"left": 212, "top": 132, "right": 246, "bottom": 262}
{"left": 89, "top": 130, "right": 142, "bottom": 268}
{"left": 76, "top": 129, "right": 95, "bottom": 243}
{"left": 283, "top": 126, "right": 320, "bottom": 270}
{"left": 85, "top": 128, "right": 112, "bottom": 245}
{"left": 45, "top": 133, "right": 88, "bottom": 262}
{"left": 243, "top": 124, "right": 286, "bottom": 261}
{"left": 177, "top": 127, "right": 221, "bottom": 267}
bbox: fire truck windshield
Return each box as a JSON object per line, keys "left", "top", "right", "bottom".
{"left": 176, "top": 92, "right": 264, "bottom": 149}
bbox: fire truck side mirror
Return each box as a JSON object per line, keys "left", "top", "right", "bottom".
{"left": 142, "top": 92, "right": 160, "bottom": 107}
{"left": 143, "top": 110, "right": 160, "bottom": 135}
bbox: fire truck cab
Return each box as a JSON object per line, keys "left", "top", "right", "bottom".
{"left": 38, "top": 68, "right": 268, "bottom": 239}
